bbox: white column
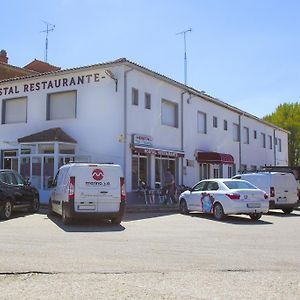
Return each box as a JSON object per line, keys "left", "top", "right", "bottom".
{"left": 54, "top": 142, "right": 59, "bottom": 176}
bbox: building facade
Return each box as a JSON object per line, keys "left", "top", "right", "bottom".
{"left": 0, "top": 58, "right": 288, "bottom": 203}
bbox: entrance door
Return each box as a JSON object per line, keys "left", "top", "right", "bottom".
{"left": 3, "top": 157, "right": 18, "bottom": 171}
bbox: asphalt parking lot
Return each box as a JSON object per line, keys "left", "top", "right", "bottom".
{"left": 0, "top": 209, "right": 300, "bottom": 299}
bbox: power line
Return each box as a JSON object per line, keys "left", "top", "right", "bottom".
{"left": 176, "top": 28, "right": 192, "bottom": 85}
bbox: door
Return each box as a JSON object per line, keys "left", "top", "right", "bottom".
{"left": 188, "top": 181, "right": 207, "bottom": 211}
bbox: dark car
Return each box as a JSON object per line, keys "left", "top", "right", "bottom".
{"left": 0, "top": 169, "right": 39, "bottom": 220}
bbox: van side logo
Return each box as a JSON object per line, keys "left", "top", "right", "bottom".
{"left": 92, "top": 169, "right": 104, "bottom": 181}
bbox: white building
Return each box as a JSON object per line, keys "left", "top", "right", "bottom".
{"left": 0, "top": 58, "right": 288, "bottom": 203}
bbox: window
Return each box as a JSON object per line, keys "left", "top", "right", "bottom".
{"left": 224, "top": 120, "right": 228, "bottom": 131}
{"left": 228, "top": 166, "right": 233, "bottom": 178}
{"left": 47, "top": 91, "right": 76, "bottom": 120}
{"left": 197, "top": 111, "right": 207, "bottom": 134}
{"left": 145, "top": 93, "right": 151, "bottom": 109}
{"left": 261, "top": 133, "right": 266, "bottom": 148}
{"left": 2, "top": 97, "right": 27, "bottom": 124}
{"left": 278, "top": 138, "right": 282, "bottom": 152}
{"left": 243, "top": 127, "right": 249, "bottom": 144}
{"left": 132, "top": 88, "right": 139, "bottom": 106}
{"left": 240, "top": 164, "right": 247, "bottom": 173}
{"left": 132, "top": 153, "right": 148, "bottom": 190}
{"left": 199, "top": 163, "right": 210, "bottom": 180}
{"left": 213, "top": 116, "right": 218, "bottom": 128}
{"left": 233, "top": 123, "right": 240, "bottom": 142}
{"left": 254, "top": 130, "right": 257, "bottom": 139}
{"left": 268, "top": 135, "right": 272, "bottom": 149}
{"left": 207, "top": 181, "right": 219, "bottom": 191}
{"left": 161, "top": 99, "right": 178, "bottom": 128}
{"left": 192, "top": 181, "right": 207, "bottom": 192}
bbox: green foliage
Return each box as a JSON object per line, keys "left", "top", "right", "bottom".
{"left": 263, "top": 102, "right": 300, "bottom": 166}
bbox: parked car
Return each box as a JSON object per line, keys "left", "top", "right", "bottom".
{"left": 232, "top": 172, "right": 298, "bottom": 214}
{"left": 0, "top": 169, "right": 40, "bottom": 220}
{"left": 179, "top": 178, "right": 269, "bottom": 220}
{"left": 48, "top": 163, "right": 126, "bottom": 225}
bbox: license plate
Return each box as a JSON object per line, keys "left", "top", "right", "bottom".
{"left": 277, "top": 198, "right": 287, "bottom": 202}
{"left": 78, "top": 205, "right": 96, "bottom": 210}
{"left": 247, "top": 203, "right": 261, "bottom": 208}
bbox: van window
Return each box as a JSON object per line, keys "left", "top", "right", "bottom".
{"left": 57, "top": 168, "right": 68, "bottom": 186}
{"left": 225, "top": 181, "right": 257, "bottom": 190}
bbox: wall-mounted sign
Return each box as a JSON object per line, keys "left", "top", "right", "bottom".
{"left": 0, "top": 73, "right": 103, "bottom": 97}
{"left": 132, "top": 134, "right": 153, "bottom": 147}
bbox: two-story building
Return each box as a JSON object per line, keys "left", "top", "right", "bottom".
{"left": 0, "top": 57, "right": 288, "bottom": 203}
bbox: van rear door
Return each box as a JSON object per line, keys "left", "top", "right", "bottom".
{"left": 272, "top": 173, "right": 298, "bottom": 205}
{"left": 73, "top": 165, "right": 122, "bottom": 213}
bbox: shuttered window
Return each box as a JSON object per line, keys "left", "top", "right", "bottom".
{"left": 161, "top": 99, "right": 178, "bottom": 128}
{"left": 47, "top": 91, "right": 77, "bottom": 120}
{"left": 2, "top": 97, "right": 27, "bottom": 124}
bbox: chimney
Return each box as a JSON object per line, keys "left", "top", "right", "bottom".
{"left": 0, "top": 50, "right": 8, "bottom": 63}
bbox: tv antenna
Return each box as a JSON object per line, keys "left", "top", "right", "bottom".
{"left": 176, "top": 28, "right": 192, "bottom": 85}
{"left": 41, "top": 20, "right": 55, "bottom": 62}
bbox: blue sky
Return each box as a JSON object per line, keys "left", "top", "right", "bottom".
{"left": 2, "top": 0, "right": 300, "bottom": 117}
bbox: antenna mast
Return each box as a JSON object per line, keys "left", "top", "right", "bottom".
{"left": 41, "top": 21, "right": 55, "bottom": 62}
{"left": 176, "top": 28, "right": 192, "bottom": 85}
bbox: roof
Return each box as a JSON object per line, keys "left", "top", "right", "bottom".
{"left": 24, "top": 59, "right": 61, "bottom": 73}
{"left": 0, "top": 57, "right": 288, "bottom": 134}
{"left": 0, "top": 61, "right": 36, "bottom": 80}
{"left": 18, "top": 127, "right": 77, "bottom": 143}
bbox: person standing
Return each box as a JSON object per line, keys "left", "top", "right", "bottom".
{"left": 164, "top": 168, "right": 176, "bottom": 204}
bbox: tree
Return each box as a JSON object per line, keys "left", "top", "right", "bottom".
{"left": 263, "top": 102, "right": 300, "bottom": 166}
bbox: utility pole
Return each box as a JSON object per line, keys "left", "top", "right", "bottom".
{"left": 41, "top": 20, "right": 55, "bottom": 62}
{"left": 176, "top": 28, "right": 192, "bottom": 85}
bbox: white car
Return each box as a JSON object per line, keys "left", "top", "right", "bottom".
{"left": 179, "top": 179, "right": 269, "bottom": 220}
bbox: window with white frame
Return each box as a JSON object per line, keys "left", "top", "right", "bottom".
{"left": 233, "top": 123, "right": 240, "bottom": 142}
{"left": 47, "top": 91, "right": 76, "bottom": 120}
{"left": 197, "top": 111, "right": 207, "bottom": 134}
{"left": 278, "top": 138, "right": 282, "bottom": 152}
{"left": 2, "top": 97, "right": 27, "bottom": 124}
{"left": 213, "top": 116, "right": 218, "bottom": 128}
{"left": 145, "top": 92, "right": 151, "bottom": 109}
{"left": 268, "top": 135, "right": 272, "bottom": 149}
{"left": 161, "top": 99, "right": 178, "bottom": 128}
{"left": 261, "top": 133, "right": 266, "bottom": 148}
{"left": 243, "top": 126, "right": 249, "bottom": 144}
{"left": 132, "top": 88, "right": 139, "bottom": 106}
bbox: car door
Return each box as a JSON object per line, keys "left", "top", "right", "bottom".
{"left": 13, "top": 171, "right": 34, "bottom": 204}
{"left": 188, "top": 181, "right": 208, "bottom": 211}
{"left": 200, "top": 181, "right": 219, "bottom": 213}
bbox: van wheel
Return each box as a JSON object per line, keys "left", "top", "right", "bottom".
{"left": 213, "top": 203, "right": 225, "bottom": 220}
{"left": 282, "top": 208, "right": 293, "bottom": 214}
{"left": 249, "top": 213, "right": 262, "bottom": 220}
{"left": 62, "top": 205, "right": 72, "bottom": 225}
{"left": 48, "top": 199, "right": 54, "bottom": 216}
{"left": 111, "top": 215, "right": 122, "bottom": 225}
{"left": 1, "top": 200, "right": 12, "bottom": 220}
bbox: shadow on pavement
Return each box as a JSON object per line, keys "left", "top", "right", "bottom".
{"left": 47, "top": 213, "right": 125, "bottom": 232}
{"left": 123, "top": 211, "right": 178, "bottom": 222}
{"left": 267, "top": 210, "right": 300, "bottom": 218}
{"left": 187, "top": 212, "right": 273, "bottom": 225}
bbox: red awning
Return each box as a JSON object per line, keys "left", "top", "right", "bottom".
{"left": 132, "top": 145, "right": 185, "bottom": 158}
{"left": 196, "top": 151, "right": 234, "bottom": 165}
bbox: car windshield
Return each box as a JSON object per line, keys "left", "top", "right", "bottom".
{"left": 224, "top": 180, "right": 258, "bottom": 190}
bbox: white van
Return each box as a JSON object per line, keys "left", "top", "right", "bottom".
{"left": 232, "top": 172, "right": 298, "bottom": 214}
{"left": 49, "top": 163, "right": 126, "bottom": 225}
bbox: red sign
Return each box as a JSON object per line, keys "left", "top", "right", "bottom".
{"left": 92, "top": 169, "right": 104, "bottom": 181}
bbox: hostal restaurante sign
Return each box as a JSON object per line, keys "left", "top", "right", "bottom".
{"left": 0, "top": 73, "right": 103, "bottom": 96}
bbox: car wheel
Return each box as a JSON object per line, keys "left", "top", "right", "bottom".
{"left": 249, "top": 213, "right": 262, "bottom": 220}
{"left": 179, "top": 199, "right": 189, "bottom": 215}
{"left": 29, "top": 196, "right": 40, "bottom": 213}
{"left": 62, "top": 205, "right": 72, "bottom": 225}
{"left": 1, "top": 200, "right": 13, "bottom": 220}
{"left": 213, "top": 203, "right": 225, "bottom": 220}
{"left": 282, "top": 208, "right": 293, "bottom": 214}
{"left": 111, "top": 215, "right": 122, "bottom": 225}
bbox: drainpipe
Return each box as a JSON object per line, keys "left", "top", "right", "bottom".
{"left": 123, "top": 68, "right": 133, "bottom": 187}
{"left": 273, "top": 129, "right": 277, "bottom": 166}
{"left": 181, "top": 90, "right": 188, "bottom": 185}
{"left": 238, "top": 114, "right": 242, "bottom": 172}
